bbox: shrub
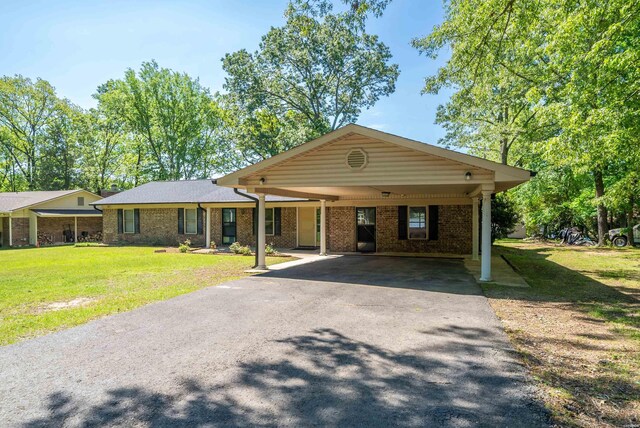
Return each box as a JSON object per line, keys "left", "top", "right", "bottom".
{"left": 178, "top": 239, "right": 191, "bottom": 253}
{"left": 265, "top": 242, "right": 279, "bottom": 255}
{"left": 210, "top": 240, "right": 217, "bottom": 250}
{"left": 229, "top": 242, "right": 252, "bottom": 256}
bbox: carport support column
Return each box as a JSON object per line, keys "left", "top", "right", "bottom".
{"left": 256, "top": 194, "right": 267, "bottom": 270}
{"left": 8, "top": 213, "right": 12, "bottom": 247}
{"left": 206, "top": 207, "right": 211, "bottom": 249}
{"left": 472, "top": 197, "right": 479, "bottom": 261}
{"left": 320, "top": 199, "right": 327, "bottom": 256}
{"left": 480, "top": 191, "right": 492, "bottom": 281}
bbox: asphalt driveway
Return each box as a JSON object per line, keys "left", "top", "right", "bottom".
{"left": 0, "top": 256, "right": 548, "bottom": 427}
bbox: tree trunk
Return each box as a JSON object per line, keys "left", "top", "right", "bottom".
{"left": 500, "top": 138, "right": 509, "bottom": 165}
{"left": 628, "top": 195, "right": 635, "bottom": 247}
{"left": 594, "top": 169, "right": 607, "bottom": 246}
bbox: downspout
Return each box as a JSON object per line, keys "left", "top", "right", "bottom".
{"left": 92, "top": 205, "right": 103, "bottom": 213}
{"left": 216, "top": 180, "right": 264, "bottom": 266}
{"left": 197, "top": 202, "right": 207, "bottom": 247}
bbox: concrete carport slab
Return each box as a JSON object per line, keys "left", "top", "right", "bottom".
{"left": 0, "top": 256, "right": 549, "bottom": 427}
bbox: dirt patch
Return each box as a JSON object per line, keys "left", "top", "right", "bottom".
{"left": 41, "top": 297, "right": 97, "bottom": 312}
{"left": 490, "top": 299, "right": 640, "bottom": 427}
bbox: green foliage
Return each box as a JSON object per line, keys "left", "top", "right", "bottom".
{"left": 491, "top": 193, "right": 519, "bottom": 240}
{"left": 265, "top": 242, "right": 278, "bottom": 255}
{"left": 229, "top": 242, "right": 252, "bottom": 256}
{"left": 220, "top": 0, "right": 398, "bottom": 168}
{"left": 95, "top": 61, "right": 223, "bottom": 181}
{"left": 178, "top": 239, "right": 192, "bottom": 253}
{"left": 415, "top": 0, "right": 640, "bottom": 243}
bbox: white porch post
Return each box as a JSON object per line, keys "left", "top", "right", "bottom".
{"left": 256, "top": 194, "right": 267, "bottom": 270}
{"left": 320, "top": 199, "right": 327, "bottom": 256}
{"left": 480, "top": 191, "right": 492, "bottom": 281}
{"left": 206, "top": 207, "right": 211, "bottom": 248}
{"left": 472, "top": 197, "right": 479, "bottom": 261}
{"left": 8, "top": 213, "right": 12, "bottom": 247}
{"left": 74, "top": 216, "right": 78, "bottom": 243}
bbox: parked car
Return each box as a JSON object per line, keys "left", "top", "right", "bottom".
{"left": 608, "top": 224, "right": 640, "bottom": 247}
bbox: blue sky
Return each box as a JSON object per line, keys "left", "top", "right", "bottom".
{"left": 0, "top": 0, "right": 451, "bottom": 143}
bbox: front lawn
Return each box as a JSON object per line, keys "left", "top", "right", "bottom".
{"left": 486, "top": 240, "right": 640, "bottom": 427}
{"left": 0, "top": 246, "right": 292, "bottom": 345}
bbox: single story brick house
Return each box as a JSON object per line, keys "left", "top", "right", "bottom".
{"left": 94, "top": 124, "right": 531, "bottom": 281}
{"left": 216, "top": 124, "right": 533, "bottom": 281}
{"left": 0, "top": 190, "right": 102, "bottom": 247}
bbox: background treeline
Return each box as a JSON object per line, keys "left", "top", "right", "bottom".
{"left": 1, "top": 0, "right": 638, "bottom": 244}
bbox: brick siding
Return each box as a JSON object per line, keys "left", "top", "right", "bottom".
{"left": 327, "top": 206, "right": 356, "bottom": 252}
{"left": 103, "top": 206, "right": 297, "bottom": 249}
{"left": 103, "top": 208, "right": 206, "bottom": 246}
{"left": 1, "top": 217, "right": 30, "bottom": 247}
{"left": 375, "top": 205, "right": 472, "bottom": 254}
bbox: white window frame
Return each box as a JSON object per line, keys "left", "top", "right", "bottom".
{"left": 265, "top": 207, "right": 275, "bottom": 236}
{"left": 184, "top": 208, "right": 198, "bottom": 235}
{"left": 123, "top": 209, "right": 135, "bottom": 234}
{"left": 408, "top": 206, "right": 428, "bottom": 240}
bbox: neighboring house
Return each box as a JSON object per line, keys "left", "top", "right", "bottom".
{"left": 92, "top": 180, "right": 312, "bottom": 248}
{"left": 217, "top": 124, "right": 533, "bottom": 281}
{"left": 0, "top": 190, "right": 102, "bottom": 247}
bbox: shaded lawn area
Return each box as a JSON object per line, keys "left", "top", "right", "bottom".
{"left": 485, "top": 240, "right": 640, "bottom": 427}
{"left": 0, "top": 246, "right": 292, "bottom": 346}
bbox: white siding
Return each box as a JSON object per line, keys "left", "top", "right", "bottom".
{"left": 243, "top": 134, "right": 494, "bottom": 187}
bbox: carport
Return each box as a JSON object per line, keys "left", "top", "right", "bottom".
{"left": 217, "top": 124, "right": 532, "bottom": 281}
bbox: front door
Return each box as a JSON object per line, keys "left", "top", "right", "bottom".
{"left": 356, "top": 207, "right": 376, "bottom": 252}
{"left": 222, "top": 208, "right": 236, "bottom": 245}
{"left": 298, "top": 207, "right": 316, "bottom": 247}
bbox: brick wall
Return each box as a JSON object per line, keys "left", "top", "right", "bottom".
{"left": 103, "top": 206, "right": 297, "bottom": 249}
{"left": 103, "top": 208, "right": 206, "bottom": 246}
{"left": 375, "top": 205, "right": 472, "bottom": 254}
{"left": 1, "top": 217, "right": 30, "bottom": 247}
{"left": 220, "top": 207, "right": 297, "bottom": 249}
{"left": 327, "top": 206, "right": 356, "bottom": 252}
{"left": 38, "top": 217, "right": 102, "bottom": 243}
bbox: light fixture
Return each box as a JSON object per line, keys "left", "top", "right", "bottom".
{"left": 381, "top": 191, "right": 391, "bottom": 198}
{"left": 464, "top": 172, "right": 472, "bottom": 181}
{"left": 259, "top": 177, "right": 266, "bottom": 185}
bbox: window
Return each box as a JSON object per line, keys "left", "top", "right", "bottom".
{"left": 184, "top": 208, "right": 197, "bottom": 235}
{"left": 222, "top": 208, "right": 236, "bottom": 245}
{"left": 77, "top": 196, "right": 84, "bottom": 206}
{"left": 265, "top": 208, "right": 274, "bottom": 235}
{"left": 316, "top": 208, "right": 321, "bottom": 243}
{"left": 123, "top": 209, "right": 135, "bottom": 234}
{"left": 408, "top": 207, "right": 427, "bottom": 239}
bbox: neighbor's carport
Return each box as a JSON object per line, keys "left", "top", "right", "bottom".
{"left": 31, "top": 209, "right": 103, "bottom": 244}
{"left": 217, "top": 124, "right": 533, "bottom": 281}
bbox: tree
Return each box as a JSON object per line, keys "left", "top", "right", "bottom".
{"left": 222, "top": 0, "right": 399, "bottom": 142}
{"left": 413, "top": 0, "right": 640, "bottom": 245}
{"left": 76, "top": 106, "right": 131, "bottom": 193}
{"left": 0, "top": 76, "right": 59, "bottom": 189}
{"left": 95, "top": 61, "right": 222, "bottom": 181}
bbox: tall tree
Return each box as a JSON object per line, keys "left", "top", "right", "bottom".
{"left": 222, "top": 0, "right": 399, "bottom": 142}
{"left": 96, "top": 61, "right": 222, "bottom": 181}
{"left": 414, "top": 0, "right": 640, "bottom": 244}
{"left": 0, "top": 76, "right": 59, "bottom": 189}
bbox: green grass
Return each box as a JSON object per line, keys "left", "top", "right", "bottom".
{"left": 0, "top": 245, "right": 292, "bottom": 345}
{"left": 490, "top": 239, "right": 640, "bottom": 333}
{"left": 484, "top": 240, "right": 640, "bottom": 426}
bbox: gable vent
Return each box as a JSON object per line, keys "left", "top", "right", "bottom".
{"left": 346, "top": 148, "right": 368, "bottom": 170}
